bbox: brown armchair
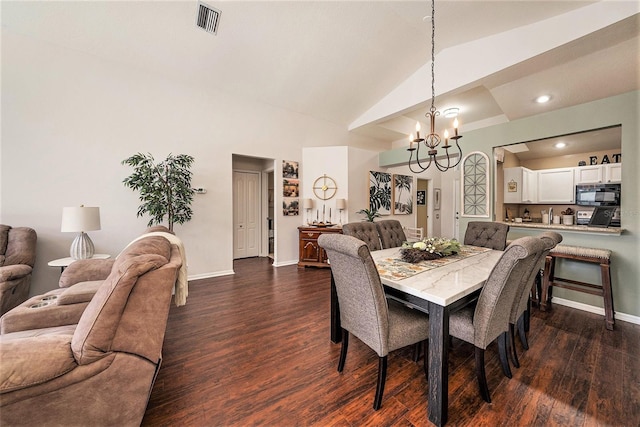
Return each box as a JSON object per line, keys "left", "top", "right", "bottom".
{"left": 0, "top": 236, "right": 183, "bottom": 426}
{"left": 0, "top": 225, "right": 37, "bottom": 316}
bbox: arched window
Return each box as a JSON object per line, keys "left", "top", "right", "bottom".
{"left": 462, "top": 151, "right": 490, "bottom": 217}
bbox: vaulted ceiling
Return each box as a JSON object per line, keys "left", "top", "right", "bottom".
{"left": 3, "top": 1, "right": 639, "bottom": 146}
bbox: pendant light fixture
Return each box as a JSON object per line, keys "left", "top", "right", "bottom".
{"left": 407, "top": 0, "right": 463, "bottom": 173}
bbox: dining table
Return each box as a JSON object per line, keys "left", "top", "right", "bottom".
{"left": 329, "top": 244, "right": 503, "bottom": 427}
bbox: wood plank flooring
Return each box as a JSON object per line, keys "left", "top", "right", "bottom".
{"left": 142, "top": 257, "right": 639, "bottom": 426}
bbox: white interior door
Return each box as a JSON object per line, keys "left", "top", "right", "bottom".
{"left": 233, "top": 171, "right": 260, "bottom": 259}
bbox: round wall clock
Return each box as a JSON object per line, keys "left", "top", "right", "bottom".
{"left": 312, "top": 174, "right": 338, "bottom": 200}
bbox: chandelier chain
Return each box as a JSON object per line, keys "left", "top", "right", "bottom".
{"left": 430, "top": 0, "right": 435, "bottom": 112}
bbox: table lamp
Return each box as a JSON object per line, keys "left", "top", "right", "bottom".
{"left": 61, "top": 206, "right": 101, "bottom": 260}
{"left": 336, "top": 198, "right": 346, "bottom": 225}
{"left": 303, "top": 198, "right": 314, "bottom": 224}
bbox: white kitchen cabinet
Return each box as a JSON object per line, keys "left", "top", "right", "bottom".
{"left": 575, "top": 163, "right": 622, "bottom": 184}
{"left": 604, "top": 163, "right": 622, "bottom": 183}
{"left": 574, "top": 165, "right": 603, "bottom": 184}
{"left": 504, "top": 167, "right": 537, "bottom": 203}
{"left": 537, "top": 168, "right": 574, "bottom": 203}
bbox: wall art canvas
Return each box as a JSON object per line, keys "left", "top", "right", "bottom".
{"left": 416, "top": 190, "right": 426, "bottom": 206}
{"left": 393, "top": 174, "right": 413, "bottom": 214}
{"left": 369, "top": 171, "right": 391, "bottom": 215}
{"left": 283, "top": 178, "right": 299, "bottom": 197}
{"left": 282, "top": 198, "right": 299, "bottom": 216}
{"left": 282, "top": 160, "right": 298, "bottom": 178}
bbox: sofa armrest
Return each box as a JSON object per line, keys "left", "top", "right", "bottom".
{"left": 0, "top": 334, "right": 77, "bottom": 393}
{"left": 59, "top": 259, "right": 114, "bottom": 288}
{"left": 0, "top": 265, "right": 32, "bottom": 287}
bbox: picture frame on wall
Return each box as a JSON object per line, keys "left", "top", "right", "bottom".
{"left": 369, "top": 171, "right": 392, "bottom": 215}
{"left": 282, "top": 198, "right": 299, "bottom": 216}
{"left": 282, "top": 160, "right": 298, "bottom": 179}
{"left": 283, "top": 178, "right": 299, "bottom": 197}
{"left": 393, "top": 174, "right": 413, "bottom": 214}
{"left": 416, "top": 190, "right": 426, "bottom": 206}
{"left": 434, "top": 188, "right": 441, "bottom": 210}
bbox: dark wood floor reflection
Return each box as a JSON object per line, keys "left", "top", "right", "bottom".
{"left": 142, "top": 257, "right": 639, "bottom": 426}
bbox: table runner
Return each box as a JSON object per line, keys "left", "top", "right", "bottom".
{"left": 376, "top": 245, "right": 492, "bottom": 281}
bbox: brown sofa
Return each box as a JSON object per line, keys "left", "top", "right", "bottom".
{"left": 0, "top": 225, "right": 37, "bottom": 316}
{"left": 0, "top": 235, "right": 182, "bottom": 426}
{"left": 0, "top": 225, "right": 180, "bottom": 335}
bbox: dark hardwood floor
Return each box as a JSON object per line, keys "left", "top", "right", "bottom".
{"left": 142, "top": 257, "right": 639, "bottom": 426}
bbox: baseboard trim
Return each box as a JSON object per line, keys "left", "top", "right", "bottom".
{"left": 552, "top": 297, "right": 640, "bottom": 326}
{"left": 188, "top": 270, "right": 235, "bottom": 281}
{"left": 272, "top": 259, "right": 298, "bottom": 267}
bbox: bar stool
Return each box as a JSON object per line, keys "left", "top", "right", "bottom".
{"left": 540, "top": 244, "right": 614, "bottom": 330}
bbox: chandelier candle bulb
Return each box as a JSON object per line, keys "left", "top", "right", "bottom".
{"left": 454, "top": 118, "right": 459, "bottom": 136}
{"left": 444, "top": 129, "right": 449, "bottom": 144}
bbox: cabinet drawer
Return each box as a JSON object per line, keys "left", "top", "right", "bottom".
{"left": 301, "top": 231, "right": 322, "bottom": 239}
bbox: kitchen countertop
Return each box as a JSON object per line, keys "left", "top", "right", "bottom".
{"left": 502, "top": 221, "right": 624, "bottom": 235}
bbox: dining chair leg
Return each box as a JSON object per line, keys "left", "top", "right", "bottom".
{"left": 413, "top": 342, "right": 421, "bottom": 362}
{"left": 337, "top": 329, "right": 349, "bottom": 372}
{"left": 517, "top": 315, "right": 529, "bottom": 350}
{"left": 422, "top": 339, "right": 429, "bottom": 379}
{"left": 373, "top": 356, "right": 388, "bottom": 410}
{"left": 474, "top": 347, "right": 491, "bottom": 403}
{"left": 498, "top": 332, "right": 513, "bottom": 378}
{"left": 509, "top": 323, "right": 520, "bottom": 369}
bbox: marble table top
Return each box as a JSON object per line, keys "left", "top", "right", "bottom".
{"left": 371, "top": 246, "right": 503, "bottom": 306}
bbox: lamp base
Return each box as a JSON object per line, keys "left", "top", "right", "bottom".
{"left": 70, "top": 232, "right": 95, "bottom": 260}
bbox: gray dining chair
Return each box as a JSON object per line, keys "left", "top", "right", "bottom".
{"left": 464, "top": 221, "right": 510, "bottom": 250}
{"left": 375, "top": 219, "right": 407, "bottom": 249}
{"left": 508, "top": 231, "right": 562, "bottom": 368}
{"left": 341, "top": 222, "right": 382, "bottom": 251}
{"left": 449, "top": 236, "right": 546, "bottom": 403}
{"left": 318, "top": 233, "right": 429, "bottom": 410}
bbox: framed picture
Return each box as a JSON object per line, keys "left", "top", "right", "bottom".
{"left": 282, "top": 160, "right": 298, "bottom": 179}
{"left": 283, "top": 178, "right": 299, "bottom": 197}
{"left": 507, "top": 180, "right": 517, "bottom": 192}
{"left": 416, "top": 190, "right": 426, "bottom": 206}
{"left": 282, "top": 197, "right": 299, "bottom": 216}
{"left": 393, "top": 174, "right": 413, "bottom": 214}
{"left": 369, "top": 171, "right": 391, "bottom": 215}
{"left": 434, "top": 188, "right": 441, "bottom": 210}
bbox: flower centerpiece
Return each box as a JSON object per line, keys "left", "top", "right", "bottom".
{"left": 400, "top": 237, "right": 461, "bottom": 263}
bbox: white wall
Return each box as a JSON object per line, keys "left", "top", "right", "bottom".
{"left": 1, "top": 30, "right": 388, "bottom": 296}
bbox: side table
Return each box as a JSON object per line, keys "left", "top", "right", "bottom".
{"left": 48, "top": 254, "right": 111, "bottom": 273}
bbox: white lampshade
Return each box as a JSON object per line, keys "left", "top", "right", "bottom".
{"left": 61, "top": 206, "right": 101, "bottom": 232}
{"left": 303, "top": 198, "right": 314, "bottom": 210}
{"left": 61, "top": 206, "right": 101, "bottom": 260}
{"left": 336, "top": 198, "right": 346, "bottom": 210}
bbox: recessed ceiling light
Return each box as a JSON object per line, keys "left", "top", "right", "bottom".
{"left": 443, "top": 108, "right": 459, "bottom": 118}
{"left": 555, "top": 142, "right": 566, "bottom": 149}
{"left": 536, "top": 95, "right": 551, "bottom": 104}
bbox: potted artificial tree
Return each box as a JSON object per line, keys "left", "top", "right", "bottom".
{"left": 122, "top": 153, "right": 195, "bottom": 232}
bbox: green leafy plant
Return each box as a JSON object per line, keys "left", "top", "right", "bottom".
{"left": 356, "top": 208, "right": 381, "bottom": 222}
{"left": 122, "top": 153, "right": 195, "bottom": 232}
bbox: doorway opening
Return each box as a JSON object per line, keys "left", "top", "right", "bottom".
{"left": 416, "top": 178, "right": 429, "bottom": 237}
{"left": 232, "top": 155, "right": 275, "bottom": 262}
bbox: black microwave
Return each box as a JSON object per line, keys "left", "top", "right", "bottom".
{"left": 575, "top": 183, "right": 621, "bottom": 207}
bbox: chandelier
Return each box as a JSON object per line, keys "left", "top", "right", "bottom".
{"left": 407, "top": 0, "right": 462, "bottom": 173}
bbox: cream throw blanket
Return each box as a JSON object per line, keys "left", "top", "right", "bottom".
{"left": 118, "top": 231, "right": 188, "bottom": 307}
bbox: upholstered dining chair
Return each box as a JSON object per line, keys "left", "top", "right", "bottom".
{"left": 318, "top": 233, "right": 429, "bottom": 410}
{"left": 375, "top": 220, "right": 407, "bottom": 249}
{"left": 448, "top": 236, "right": 546, "bottom": 403}
{"left": 464, "top": 221, "right": 510, "bottom": 251}
{"left": 508, "top": 231, "right": 562, "bottom": 368}
{"left": 341, "top": 222, "right": 381, "bottom": 251}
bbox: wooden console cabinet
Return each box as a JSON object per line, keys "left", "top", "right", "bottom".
{"left": 297, "top": 226, "right": 342, "bottom": 268}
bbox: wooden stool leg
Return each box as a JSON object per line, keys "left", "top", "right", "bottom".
{"left": 540, "top": 255, "right": 554, "bottom": 312}
{"left": 601, "top": 262, "right": 614, "bottom": 330}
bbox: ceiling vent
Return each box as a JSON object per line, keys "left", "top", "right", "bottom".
{"left": 196, "top": 2, "right": 221, "bottom": 35}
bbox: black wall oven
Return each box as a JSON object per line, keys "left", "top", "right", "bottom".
{"left": 575, "top": 183, "right": 621, "bottom": 207}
